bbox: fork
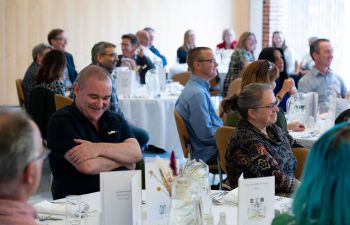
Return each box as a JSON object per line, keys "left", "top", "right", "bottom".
{"left": 211, "top": 191, "right": 228, "bottom": 202}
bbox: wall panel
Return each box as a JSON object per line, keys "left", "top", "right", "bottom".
{"left": 1, "top": 0, "right": 250, "bottom": 105}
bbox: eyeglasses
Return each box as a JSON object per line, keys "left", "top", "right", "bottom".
{"left": 102, "top": 53, "right": 118, "bottom": 57}
{"left": 55, "top": 37, "right": 68, "bottom": 42}
{"left": 29, "top": 140, "right": 51, "bottom": 163}
{"left": 253, "top": 100, "right": 278, "bottom": 111}
{"left": 197, "top": 59, "right": 217, "bottom": 64}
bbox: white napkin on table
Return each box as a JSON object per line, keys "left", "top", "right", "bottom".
{"left": 34, "top": 200, "right": 91, "bottom": 215}
{"left": 222, "top": 188, "right": 238, "bottom": 204}
{"left": 34, "top": 200, "right": 66, "bottom": 215}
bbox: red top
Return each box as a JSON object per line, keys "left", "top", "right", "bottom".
{"left": 216, "top": 40, "right": 238, "bottom": 49}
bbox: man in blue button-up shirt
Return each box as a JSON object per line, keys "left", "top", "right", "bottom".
{"left": 175, "top": 47, "right": 223, "bottom": 163}
{"left": 298, "top": 39, "right": 347, "bottom": 112}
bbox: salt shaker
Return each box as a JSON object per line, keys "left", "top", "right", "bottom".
{"left": 217, "top": 212, "right": 227, "bottom": 225}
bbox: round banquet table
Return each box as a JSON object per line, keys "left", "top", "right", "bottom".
{"left": 119, "top": 94, "right": 183, "bottom": 158}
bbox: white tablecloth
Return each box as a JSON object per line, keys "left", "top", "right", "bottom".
{"left": 119, "top": 93, "right": 183, "bottom": 157}
{"left": 36, "top": 190, "right": 292, "bottom": 225}
{"left": 289, "top": 130, "right": 320, "bottom": 148}
{"left": 36, "top": 191, "right": 238, "bottom": 225}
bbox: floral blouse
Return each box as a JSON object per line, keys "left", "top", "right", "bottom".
{"left": 36, "top": 79, "right": 65, "bottom": 95}
{"left": 225, "top": 119, "right": 298, "bottom": 196}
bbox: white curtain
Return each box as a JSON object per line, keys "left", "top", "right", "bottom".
{"left": 286, "top": 0, "right": 349, "bottom": 85}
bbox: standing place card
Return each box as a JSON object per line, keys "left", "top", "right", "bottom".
{"left": 100, "top": 170, "right": 142, "bottom": 225}
{"left": 238, "top": 175, "right": 275, "bottom": 225}
{"left": 116, "top": 69, "right": 137, "bottom": 97}
{"left": 144, "top": 157, "right": 171, "bottom": 220}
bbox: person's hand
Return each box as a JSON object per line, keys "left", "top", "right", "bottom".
{"left": 287, "top": 121, "right": 305, "bottom": 132}
{"left": 281, "top": 78, "right": 294, "bottom": 94}
{"left": 137, "top": 46, "right": 144, "bottom": 57}
{"left": 66, "top": 139, "right": 100, "bottom": 164}
{"left": 121, "top": 58, "right": 137, "bottom": 70}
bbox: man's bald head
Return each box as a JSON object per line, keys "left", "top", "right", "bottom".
{"left": 136, "top": 30, "right": 150, "bottom": 47}
{"left": 76, "top": 65, "right": 111, "bottom": 90}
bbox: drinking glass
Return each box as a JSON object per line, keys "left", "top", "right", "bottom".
{"left": 66, "top": 195, "right": 82, "bottom": 225}
{"left": 168, "top": 176, "right": 202, "bottom": 225}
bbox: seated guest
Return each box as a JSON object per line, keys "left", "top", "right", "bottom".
{"left": 298, "top": 38, "right": 347, "bottom": 113}
{"left": 136, "top": 30, "right": 163, "bottom": 67}
{"left": 272, "top": 122, "right": 350, "bottom": 224}
{"left": 298, "top": 36, "right": 318, "bottom": 75}
{"left": 47, "top": 65, "right": 142, "bottom": 199}
{"left": 177, "top": 29, "right": 196, "bottom": 64}
{"left": 0, "top": 107, "right": 45, "bottom": 224}
{"left": 258, "top": 47, "right": 297, "bottom": 111}
{"left": 216, "top": 28, "right": 237, "bottom": 50}
{"left": 22, "top": 43, "right": 52, "bottom": 111}
{"left": 175, "top": 47, "right": 223, "bottom": 163}
{"left": 143, "top": 27, "right": 168, "bottom": 67}
{"left": 271, "top": 31, "right": 296, "bottom": 75}
{"left": 91, "top": 41, "right": 149, "bottom": 150}
{"left": 222, "top": 32, "right": 256, "bottom": 97}
{"left": 35, "top": 49, "right": 66, "bottom": 95}
{"left": 225, "top": 60, "right": 304, "bottom": 132}
{"left": 222, "top": 83, "right": 300, "bottom": 196}
{"left": 117, "top": 33, "right": 155, "bottom": 84}
{"left": 48, "top": 29, "right": 77, "bottom": 90}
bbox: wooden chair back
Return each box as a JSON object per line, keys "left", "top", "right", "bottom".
{"left": 216, "top": 126, "right": 236, "bottom": 174}
{"left": 15, "top": 79, "right": 25, "bottom": 107}
{"left": 54, "top": 94, "right": 73, "bottom": 111}
{"left": 172, "top": 72, "right": 190, "bottom": 86}
{"left": 292, "top": 147, "right": 309, "bottom": 180}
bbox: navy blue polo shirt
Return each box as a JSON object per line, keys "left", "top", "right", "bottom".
{"left": 47, "top": 103, "right": 134, "bottom": 199}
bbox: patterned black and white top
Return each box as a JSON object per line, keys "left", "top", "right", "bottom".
{"left": 22, "top": 62, "right": 40, "bottom": 110}
{"left": 225, "top": 119, "right": 298, "bottom": 196}
{"left": 222, "top": 48, "right": 254, "bottom": 97}
{"left": 36, "top": 80, "right": 65, "bottom": 96}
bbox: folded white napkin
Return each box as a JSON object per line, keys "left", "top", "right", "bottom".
{"left": 221, "top": 188, "right": 293, "bottom": 212}
{"left": 34, "top": 200, "right": 90, "bottom": 215}
{"left": 34, "top": 200, "right": 66, "bottom": 215}
{"left": 222, "top": 188, "right": 238, "bottom": 204}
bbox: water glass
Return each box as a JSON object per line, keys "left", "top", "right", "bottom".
{"left": 66, "top": 195, "right": 82, "bottom": 225}
{"left": 182, "top": 161, "right": 212, "bottom": 221}
{"left": 168, "top": 176, "right": 202, "bottom": 225}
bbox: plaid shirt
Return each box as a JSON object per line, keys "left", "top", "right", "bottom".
{"left": 222, "top": 48, "right": 254, "bottom": 97}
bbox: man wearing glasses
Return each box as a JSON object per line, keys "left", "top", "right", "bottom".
{"left": 48, "top": 28, "right": 78, "bottom": 91}
{"left": 0, "top": 108, "right": 45, "bottom": 224}
{"left": 90, "top": 41, "right": 150, "bottom": 152}
{"left": 175, "top": 47, "right": 223, "bottom": 163}
{"left": 47, "top": 65, "right": 142, "bottom": 199}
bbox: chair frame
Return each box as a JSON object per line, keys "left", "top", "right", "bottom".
{"left": 292, "top": 147, "right": 309, "bottom": 180}
{"left": 215, "top": 126, "right": 236, "bottom": 175}
{"left": 54, "top": 94, "right": 73, "bottom": 111}
{"left": 15, "top": 79, "right": 25, "bottom": 107}
{"left": 174, "top": 111, "right": 222, "bottom": 186}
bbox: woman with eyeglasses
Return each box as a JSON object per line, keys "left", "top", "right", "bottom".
{"left": 222, "top": 82, "right": 300, "bottom": 196}
{"left": 224, "top": 60, "right": 305, "bottom": 132}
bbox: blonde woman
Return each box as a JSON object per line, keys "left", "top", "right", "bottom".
{"left": 177, "top": 29, "right": 196, "bottom": 64}
{"left": 222, "top": 32, "right": 256, "bottom": 97}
